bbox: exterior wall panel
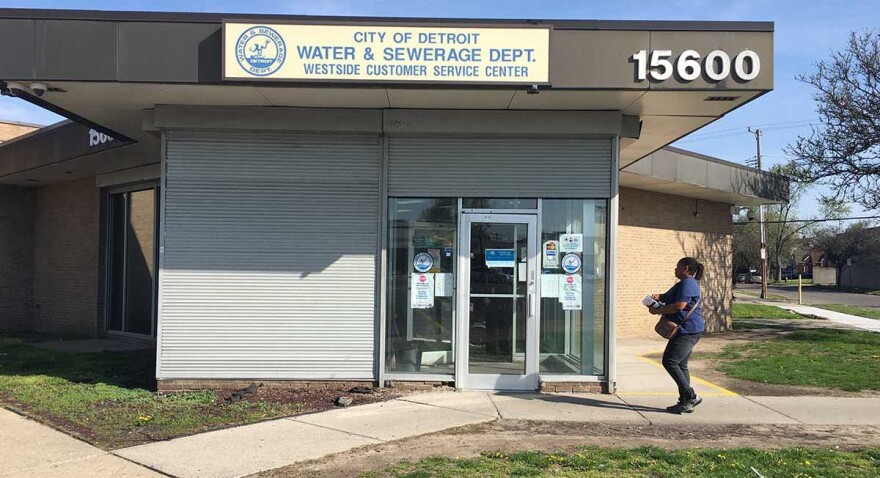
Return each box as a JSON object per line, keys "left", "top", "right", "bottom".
{"left": 616, "top": 187, "right": 733, "bottom": 338}
{"left": 159, "top": 131, "right": 380, "bottom": 380}
{"left": 388, "top": 137, "right": 613, "bottom": 198}
{"left": 33, "top": 177, "right": 101, "bottom": 336}
{"left": 0, "top": 186, "right": 35, "bottom": 331}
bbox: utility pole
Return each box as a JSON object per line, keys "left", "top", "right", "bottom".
{"left": 748, "top": 127, "right": 768, "bottom": 299}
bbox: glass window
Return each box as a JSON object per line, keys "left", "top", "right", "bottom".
{"left": 539, "top": 199, "right": 607, "bottom": 375}
{"left": 386, "top": 198, "right": 457, "bottom": 374}
{"left": 107, "top": 188, "right": 157, "bottom": 336}
{"left": 462, "top": 198, "right": 537, "bottom": 209}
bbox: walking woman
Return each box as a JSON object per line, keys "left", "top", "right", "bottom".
{"left": 648, "top": 257, "right": 705, "bottom": 414}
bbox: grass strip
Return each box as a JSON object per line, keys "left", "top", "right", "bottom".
{"left": 732, "top": 303, "right": 805, "bottom": 320}
{"left": 713, "top": 329, "right": 880, "bottom": 391}
{"left": 366, "top": 446, "right": 880, "bottom": 477}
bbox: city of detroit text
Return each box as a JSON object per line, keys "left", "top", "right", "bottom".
{"left": 297, "top": 31, "right": 536, "bottom": 78}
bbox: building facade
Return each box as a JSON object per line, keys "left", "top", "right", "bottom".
{"left": 0, "top": 9, "right": 785, "bottom": 392}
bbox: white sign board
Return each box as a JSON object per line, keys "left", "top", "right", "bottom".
{"left": 224, "top": 23, "right": 550, "bottom": 84}
{"left": 559, "top": 234, "right": 583, "bottom": 253}
{"left": 559, "top": 274, "right": 582, "bottom": 310}
{"left": 411, "top": 273, "right": 435, "bottom": 309}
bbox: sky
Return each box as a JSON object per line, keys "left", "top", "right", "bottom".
{"left": 1, "top": 0, "right": 878, "bottom": 218}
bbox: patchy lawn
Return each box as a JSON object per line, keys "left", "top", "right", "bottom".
{"left": 366, "top": 446, "right": 880, "bottom": 478}
{"left": 732, "top": 303, "right": 805, "bottom": 320}
{"left": 812, "top": 303, "right": 880, "bottom": 320}
{"left": 710, "top": 329, "right": 880, "bottom": 392}
{"left": 0, "top": 336, "right": 398, "bottom": 449}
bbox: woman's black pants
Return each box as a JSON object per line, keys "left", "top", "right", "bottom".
{"left": 662, "top": 332, "right": 702, "bottom": 401}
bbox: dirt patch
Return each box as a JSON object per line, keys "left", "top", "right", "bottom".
{"left": 252, "top": 420, "right": 880, "bottom": 477}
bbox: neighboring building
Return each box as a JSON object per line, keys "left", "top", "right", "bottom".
{"left": 0, "top": 9, "right": 785, "bottom": 393}
{"left": 0, "top": 119, "right": 41, "bottom": 142}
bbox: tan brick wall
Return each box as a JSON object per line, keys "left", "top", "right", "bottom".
{"left": 0, "top": 121, "right": 38, "bottom": 142}
{"left": 0, "top": 186, "right": 35, "bottom": 331}
{"left": 33, "top": 177, "right": 101, "bottom": 336}
{"left": 617, "top": 188, "right": 733, "bottom": 338}
{"left": 539, "top": 381, "right": 607, "bottom": 393}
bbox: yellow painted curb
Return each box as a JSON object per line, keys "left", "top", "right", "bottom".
{"left": 636, "top": 353, "right": 739, "bottom": 397}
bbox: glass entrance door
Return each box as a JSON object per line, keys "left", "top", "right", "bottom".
{"left": 457, "top": 214, "right": 538, "bottom": 390}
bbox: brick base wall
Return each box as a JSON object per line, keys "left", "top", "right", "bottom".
{"left": 539, "top": 381, "right": 607, "bottom": 393}
{"left": 617, "top": 188, "right": 733, "bottom": 338}
{"left": 33, "top": 178, "right": 101, "bottom": 336}
{"left": 0, "top": 186, "right": 35, "bottom": 331}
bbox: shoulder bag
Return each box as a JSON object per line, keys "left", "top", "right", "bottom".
{"left": 654, "top": 297, "right": 702, "bottom": 339}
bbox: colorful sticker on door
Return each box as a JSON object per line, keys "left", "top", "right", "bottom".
{"left": 543, "top": 240, "right": 559, "bottom": 268}
{"left": 412, "top": 252, "right": 434, "bottom": 273}
{"left": 559, "top": 274, "right": 582, "bottom": 310}
{"left": 411, "top": 273, "right": 435, "bottom": 309}
{"left": 560, "top": 253, "right": 582, "bottom": 274}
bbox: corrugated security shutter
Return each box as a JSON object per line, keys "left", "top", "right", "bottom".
{"left": 388, "top": 136, "right": 612, "bottom": 197}
{"left": 159, "top": 132, "right": 380, "bottom": 379}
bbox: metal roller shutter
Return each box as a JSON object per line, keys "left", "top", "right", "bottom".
{"left": 158, "top": 131, "right": 380, "bottom": 380}
{"left": 388, "top": 136, "right": 613, "bottom": 198}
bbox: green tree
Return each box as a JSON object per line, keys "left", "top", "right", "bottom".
{"left": 787, "top": 30, "right": 880, "bottom": 210}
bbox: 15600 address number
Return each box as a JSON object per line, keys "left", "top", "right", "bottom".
{"left": 632, "top": 49, "right": 760, "bottom": 82}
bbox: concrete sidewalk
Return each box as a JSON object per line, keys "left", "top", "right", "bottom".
{"left": 773, "top": 302, "right": 880, "bottom": 332}
{"left": 0, "top": 408, "right": 161, "bottom": 477}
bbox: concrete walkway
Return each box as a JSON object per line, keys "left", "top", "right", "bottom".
{"left": 0, "top": 408, "right": 161, "bottom": 477}
{"left": 772, "top": 302, "right": 880, "bottom": 332}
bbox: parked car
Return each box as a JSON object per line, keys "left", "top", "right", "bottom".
{"left": 736, "top": 270, "right": 761, "bottom": 283}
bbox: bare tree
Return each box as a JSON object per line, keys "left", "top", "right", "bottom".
{"left": 787, "top": 30, "right": 880, "bottom": 210}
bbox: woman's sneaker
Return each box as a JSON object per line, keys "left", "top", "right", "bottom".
{"left": 686, "top": 396, "right": 703, "bottom": 412}
{"left": 665, "top": 398, "right": 693, "bottom": 414}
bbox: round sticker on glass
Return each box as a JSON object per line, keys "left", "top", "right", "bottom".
{"left": 413, "top": 252, "right": 434, "bottom": 273}
{"left": 560, "top": 253, "right": 582, "bottom": 274}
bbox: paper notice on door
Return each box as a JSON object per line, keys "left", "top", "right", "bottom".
{"left": 559, "top": 274, "right": 582, "bottom": 310}
{"left": 411, "top": 273, "right": 435, "bottom": 309}
{"left": 435, "top": 273, "right": 454, "bottom": 297}
{"left": 541, "top": 274, "right": 559, "bottom": 298}
{"left": 518, "top": 262, "right": 527, "bottom": 281}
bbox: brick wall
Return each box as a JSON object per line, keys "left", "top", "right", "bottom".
{"left": 0, "top": 121, "right": 38, "bottom": 142}
{"left": 0, "top": 186, "right": 35, "bottom": 331}
{"left": 33, "top": 177, "right": 101, "bottom": 336}
{"left": 617, "top": 187, "right": 733, "bottom": 338}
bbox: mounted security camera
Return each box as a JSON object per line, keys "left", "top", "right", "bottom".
{"left": 527, "top": 84, "right": 540, "bottom": 95}
{"left": 4, "top": 81, "right": 26, "bottom": 97}
{"left": 29, "top": 82, "right": 48, "bottom": 97}
{"left": 746, "top": 208, "right": 756, "bottom": 222}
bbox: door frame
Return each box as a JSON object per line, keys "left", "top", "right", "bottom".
{"left": 103, "top": 182, "right": 160, "bottom": 339}
{"left": 455, "top": 213, "right": 539, "bottom": 391}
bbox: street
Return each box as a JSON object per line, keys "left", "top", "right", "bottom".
{"left": 736, "top": 283, "right": 880, "bottom": 308}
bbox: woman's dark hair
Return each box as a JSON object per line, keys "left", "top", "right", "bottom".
{"left": 679, "top": 257, "right": 704, "bottom": 280}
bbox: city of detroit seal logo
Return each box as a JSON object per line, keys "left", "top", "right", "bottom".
{"left": 235, "top": 26, "right": 286, "bottom": 77}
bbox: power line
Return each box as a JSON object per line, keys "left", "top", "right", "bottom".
{"left": 682, "top": 120, "right": 816, "bottom": 140}
{"left": 733, "top": 215, "right": 880, "bottom": 225}
{"left": 677, "top": 120, "right": 817, "bottom": 144}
